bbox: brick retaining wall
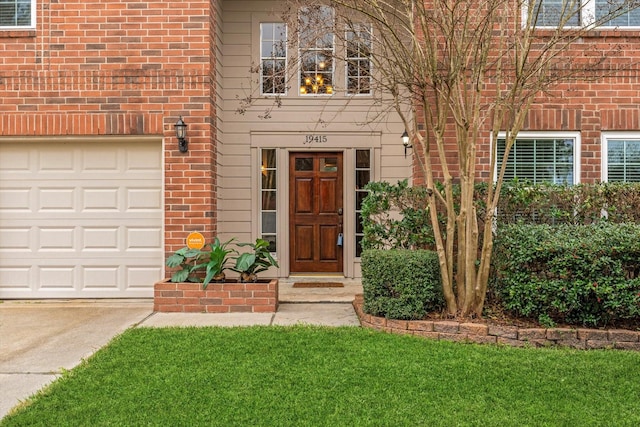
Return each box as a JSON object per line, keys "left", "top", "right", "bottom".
{"left": 353, "top": 295, "right": 640, "bottom": 351}
{"left": 154, "top": 279, "right": 278, "bottom": 313}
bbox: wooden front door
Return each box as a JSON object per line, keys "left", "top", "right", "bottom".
{"left": 289, "top": 152, "right": 343, "bottom": 273}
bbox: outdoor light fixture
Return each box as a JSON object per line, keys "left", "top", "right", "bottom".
{"left": 401, "top": 130, "right": 412, "bottom": 158}
{"left": 174, "top": 116, "right": 188, "bottom": 153}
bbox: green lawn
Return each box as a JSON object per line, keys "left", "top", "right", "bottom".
{"left": 3, "top": 326, "right": 640, "bottom": 426}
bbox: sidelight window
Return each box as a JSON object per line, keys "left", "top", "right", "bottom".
{"left": 261, "top": 149, "right": 278, "bottom": 252}
{"left": 355, "top": 149, "right": 371, "bottom": 257}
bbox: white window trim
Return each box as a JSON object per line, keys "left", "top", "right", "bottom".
{"left": 494, "top": 131, "right": 581, "bottom": 184}
{"left": 601, "top": 131, "right": 640, "bottom": 182}
{"left": 0, "top": 0, "right": 36, "bottom": 30}
{"left": 523, "top": 0, "right": 640, "bottom": 30}
{"left": 259, "top": 23, "right": 288, "bottom": 97}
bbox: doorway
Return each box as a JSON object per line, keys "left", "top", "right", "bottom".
{"left": 289, "top": 152, "right": 344, "bottom": 273}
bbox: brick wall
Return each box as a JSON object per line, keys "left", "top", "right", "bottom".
{"left": 411, "top": 32, "right": 640, "bottom": 185}
{"left": 154, "top": 279, "right": 279, "bottom": 313}
{"left": 0, "top": 0, "right": 218, "bottom": 260}
{"left": 353, "top": 296, "right": 640, "bottom": 351}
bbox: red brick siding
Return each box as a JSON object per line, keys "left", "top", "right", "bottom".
{"left": 0, "top": 0, "right": 218, "bottom": 265}
{"left": 412, "top": 32, "right": 640, "bottom": 185}
{"left": 154, "top": 279, "right": 279, "bottom": 313}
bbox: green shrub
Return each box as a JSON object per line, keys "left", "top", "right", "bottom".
{"left": 361, "top": 249, "right": 443, "bottom": 320}
{"left": 361, "top": 180, "right": 434, "bottom": 250}
{"left": 492, "top": 223, "right": 640, "bottom": 327}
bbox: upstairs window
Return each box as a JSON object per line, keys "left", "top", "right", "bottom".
{"left": 299, "top": 6, "right": 334, "bottom": 95}
{"left": 260, "top": 23, "right": 287, "bottom": 95}
{"left": 346, "top": 24, "right": 372, "bottom": 95}
{"left": 531, "top": 0, "right": 580, "bottom": 27}
{"left": 0, "top": 0, "right": 34, "bottom": 28}
{"left": 497, "top": 134, "right": 578, "bottom": 184}
{"left": 529, "top": 0, "right": 640, "bottom": 28}
{"left": 596, "top": 0, "right": 640, "bottom": 27}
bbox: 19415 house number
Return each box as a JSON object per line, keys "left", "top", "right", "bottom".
{"left": 304, "top": 135, "right": 328, "bottom": 144}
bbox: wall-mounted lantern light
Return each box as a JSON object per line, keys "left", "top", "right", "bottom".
{"left": 174, "top": 116, "right": 188, "bottom": 153}
{"left": 401, "top": 130, "right": 412, "bottom": 158}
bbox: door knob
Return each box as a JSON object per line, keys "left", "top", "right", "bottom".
{"left": 337, "top": 208, "right": 343, "bottom": 215}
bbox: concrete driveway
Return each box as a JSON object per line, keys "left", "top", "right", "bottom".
{"left": 0, "top": 300, "right": 153, "bottom": 419}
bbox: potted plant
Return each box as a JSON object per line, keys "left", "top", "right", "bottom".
{"left": 231, "top": 238, "right": 279, "bottom": 282}
{"left": 165, "top": 237, "right": 236, "bottom": 289}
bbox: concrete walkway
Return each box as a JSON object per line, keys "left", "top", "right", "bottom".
{"left": 0, "top": 279, "right": 362, "bottom": 419}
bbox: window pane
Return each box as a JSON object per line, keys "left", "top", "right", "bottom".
{"left": 356, "top": 150, "right": 371, "bottom": 168}
{"left": 299, "top": 6, "right": 334, "bottom": 95}
{"left": 497, "top": 137, "right": 575, "bottom": 184}
{"left": 260, "top": 23, "right": 287, "bottom": 95}
{"left": 321, "top": 157, "right": 338, "bottom": 172}
{"left": 262, "top": 190, "right": 276, "bottom": 210}
{"left": 260, "top": 149, "right": 277, "bottom": 253}
{"left": 533, "top": 0, "right": 580, "bottom": 27}
{"left": 346, "top": 24, "right": 372, "bottom": 95}
{"left": 608, "top": 139, "right": 640, "bottom": 182}
{"left": 356, "top": 170, "right": 370, "bottom": 188}
{"left": 262, "top": 212, "right": 276, "bottom": 234}
{"left": 596, "top": 0, "right": 640, "bottom": 26}
{"left": 262, "top": 170, "right": 277, "bottom": 190}
{"left": 262, "top": 235, "right": 277, "bottom": 253}
{"left": 0, "top": 0, "right": 30, "bottom": 27}
{"left": 295, "top": 158, "right": 313, "bottom": 171}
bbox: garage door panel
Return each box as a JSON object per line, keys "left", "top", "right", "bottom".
{"left": 0, "top": 140, "right": 163, "bottom": 298}
{"left": 0, "top": 189, "right": 31, "bottom": 211}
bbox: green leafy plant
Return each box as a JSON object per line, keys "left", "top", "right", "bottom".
{"left": 231, "top": 238, "right": 279, "bottom": 282}
{"left": 203, "top": 237, "right": 237, "bottom": 288}
{"left": 165, "top": 247, "right": 207, "bottom": 283}
{"left": 165, "top": 237, "right": 237, "bottom": 288}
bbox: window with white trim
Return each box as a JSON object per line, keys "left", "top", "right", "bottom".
{"left": 528, "top": 0, "right": 640, "bottom": 28}
{"left": 497, "top": 133, "right": 578, "bottom": 184}
{"left": 531, "top": 0, "right": 580, "bottom": 27}
{"left": 261, "top": 149, "right": 278, "bottom": 252}
{"left": 260, "top": 23, "right": 287, "bottom": 95}
{"left": 355, "top": 149, "right": 371, "bottom": 257}
{"left": 346, "top": 24, "right": 372, "bottom": 95}
{"left": 299, "top": 6, "right": 334, "bottom": 95}
{"left": 603, "top": 135, "right": 640, "bottom": 182}
{"left": 596, "top": 0, "right": 640, "bottom": 27}
{"left": 0, "top": 0, "right": 35, "bottom": 28}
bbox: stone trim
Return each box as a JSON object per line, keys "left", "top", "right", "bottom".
{"left": 353, "top": 295, "right": 640, "bottom": 351}
{"left": 154, "top": 279, "right": 278, "bottom": 313}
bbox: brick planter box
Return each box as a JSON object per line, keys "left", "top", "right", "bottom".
{"left": 154, "top": 278, "right": 278, "bottom": 313}
{"left": 353, "top": 295, "right": 640, "bottom": 351}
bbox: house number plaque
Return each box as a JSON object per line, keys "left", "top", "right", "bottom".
{"left": 304, "top": 135, "right": 328, "bottom": 144}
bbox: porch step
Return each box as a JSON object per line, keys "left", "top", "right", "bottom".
{"left": 278, "top": 278, "right": 363, "bottom": 303}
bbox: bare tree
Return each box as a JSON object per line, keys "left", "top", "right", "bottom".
{"left": 267, "top": 0, "right": 639, "bottom": 317}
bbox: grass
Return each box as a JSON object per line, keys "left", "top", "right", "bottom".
{"left": 2, "top": 326, "right": 640, "bottom": 426}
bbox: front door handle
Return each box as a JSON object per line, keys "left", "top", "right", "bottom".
{"left": 337, "top": 208, "right": 343, "bottom": 215}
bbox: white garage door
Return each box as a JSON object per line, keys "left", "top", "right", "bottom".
{"left": 0, "top": 138, "right": 163, "bottom": 298}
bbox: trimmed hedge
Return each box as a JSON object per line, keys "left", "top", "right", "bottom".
{"left": 361, "top": 249, "right": 443, "bottom": 320}
{"left": 492, "top": 223, "right": 640, "bottom": 327}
